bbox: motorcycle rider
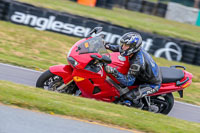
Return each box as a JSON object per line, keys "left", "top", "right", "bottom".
{"left": 104, "top": 32, "right": 162, "bottom": 107}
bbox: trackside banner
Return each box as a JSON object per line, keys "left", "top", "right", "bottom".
{"left": 6, "top": 1, "right": 200, "bottom": 65}
{"left": 10, "top": 11, "right": 91, "bottom": 37}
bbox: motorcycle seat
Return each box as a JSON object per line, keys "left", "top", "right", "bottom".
{"left": 160, "top": 67, "right": 184, "bottom": 83}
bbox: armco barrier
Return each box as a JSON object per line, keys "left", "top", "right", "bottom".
{"left": 1, "top": 0, "right": 200, "bottom": 66}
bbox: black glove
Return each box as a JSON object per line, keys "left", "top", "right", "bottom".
{"left": 105, "top": 65, "right": 118, "bottom": 77}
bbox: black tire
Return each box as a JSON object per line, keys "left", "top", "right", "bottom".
{"left": 36, "top": 70, "right": 54, "bottom": 88}
{"left": 160, "top": 93, "right": 174, "bottom": 114}
{"left": 151, "top": 93, "right": 174, "bottom": 115}
{"left": 36, "top": 70, "right": 78, "bottom": 94}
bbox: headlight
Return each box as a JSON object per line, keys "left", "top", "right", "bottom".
{"left": 67, "top": 57, "right": 78, "bottom": 67}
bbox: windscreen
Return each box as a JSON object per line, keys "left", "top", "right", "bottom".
{"left": 77, "top": 36, "right": 109, "bottom": 55}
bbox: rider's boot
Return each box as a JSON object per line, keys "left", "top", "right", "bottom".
{"left": 124, "top": 89, "right": 143, "bottom": 108}
{"left": 124, "top": 85, "right": 159, "bottom": 108}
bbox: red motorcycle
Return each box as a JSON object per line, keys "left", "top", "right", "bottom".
{"left": 36, "top": 27, "right": 193, "bottom": 114}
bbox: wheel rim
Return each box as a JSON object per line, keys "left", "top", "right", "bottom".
{"left": 42, "top": 75, "right": 78, "bottom": 94}
{"left": 150, "top": 94, "right": 171, "bottom": 113}
{"left": 43, "top": 75, "right": 64, "bottom": 92}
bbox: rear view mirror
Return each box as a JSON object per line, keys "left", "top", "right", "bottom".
{"left": 94, "top": 27, "right": 103, "bottom": 34}
{"left": 102, "top": 55, "right": 111, "bottom": 64}
{"left": 86, "top": 27, "right": 103, "bottom": 37}
{"left": 90, "top": 55, "right": 100, "bottom": 60}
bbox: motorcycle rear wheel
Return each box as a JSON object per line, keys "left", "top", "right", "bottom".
{"left": 150, "top": 93, "right": 174, "bottom": 115}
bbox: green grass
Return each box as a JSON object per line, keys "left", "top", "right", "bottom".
{"left": 0, "top": 20, "right": 200, "bottom": 105}
{"left": 0, "top": 21, "right": 79, "bottom": 70}
{"left": 173, "top": 83, "right": 200, "bottom": 105}
{"left": 0, "top": 80, "right": 200, "bottom": 133}
{"left": 18, "top": 0, "right": 200, "bottom": 43}
{"left": 147, "top": 0, "right": 159, "bottom": 3}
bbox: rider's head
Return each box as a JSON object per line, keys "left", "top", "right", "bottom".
{"left": 119, "top": 32, "right": 142, "bottom": 56}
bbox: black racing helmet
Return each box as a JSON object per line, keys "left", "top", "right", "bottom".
{"left": 119, "top": 32, "right": 142, "bottom": 56}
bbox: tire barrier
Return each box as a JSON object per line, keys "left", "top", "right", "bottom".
{"left": 0, "top": 5, "right": 3, "bottom": 20}
{"left": 111, "top": 0, "right": 127, "bottom": 8}
{"left": 181, "top": 43, "right": 198, "bottom": 64}
{"left": 0, "top": 0, "right": 9, "bottom": 20}
{"left": 195, "top": 48, "right": 200, "bottom": 65}
{"left": 126, "top": 0, "right": 142, "bottom": 12}
{"left": 72, "top": 0, "right": 167, "bottom": 17}
{"left": 141, "top": 0, "right": 156, "bottom": 15}
{"left": 94, "top": 0, "right": 167, "bottom": 17}
{"left": 96, "top": 0, "right": 114, "bottom": 9}
{"left": 155, "top": 2, "right": 167, "bottom": 17}
{"left": 1, "top": 0, "right": 200, "bottom": 66}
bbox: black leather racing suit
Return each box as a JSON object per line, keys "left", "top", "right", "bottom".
{"left": 107, "top": 44, "right": 162, "bottom": 99}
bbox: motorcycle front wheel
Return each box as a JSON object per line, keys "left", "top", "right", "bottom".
{"left": 36, "top": 70, "right": 78, "bottom": 94}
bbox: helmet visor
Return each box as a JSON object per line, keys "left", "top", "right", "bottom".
{"left": 120, "top": 43, "right": 130, "bottom": 51}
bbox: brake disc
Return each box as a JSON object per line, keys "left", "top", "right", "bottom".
{"left": 48, "top": 81, "right": 63, "bottom": 92}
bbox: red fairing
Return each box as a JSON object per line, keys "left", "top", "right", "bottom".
{"left": 109, "top": 52, "right": 130, "bottom": 74}
{"left": 49, "top": 65, "right": 73, "bottom": 83}
{"left": 75, "top": 78, "right": 120, "bottom": 102}
{"left": 150, "top": 70, "right": 193, "bottom": 96}
{"left": 71, "top": 59, "right": 120, "bottom": 102}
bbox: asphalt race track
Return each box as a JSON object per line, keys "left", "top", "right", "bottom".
{"left": 0, "top": 104, "right": 132, "bottom": 133}
{"left": 0, "top": 63, "right": 133, "bottom": 133}
{"left": 0, "top": 63, "right": 200, "bottom": 125}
